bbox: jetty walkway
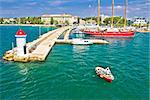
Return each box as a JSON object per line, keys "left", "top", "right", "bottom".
{"left": 28, "top": 26, "right": 71, "bottom": 61}
{"left": 56, "top": 28, "right": 109, "bottom": 44}
{"left": 3, "top": 26, "right": 71, "bottom": 62}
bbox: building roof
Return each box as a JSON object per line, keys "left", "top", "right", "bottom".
{"left": 16, "top": 29, "right": 26, "bottom": 36}
{"left": 41, "top": 14, "right": 78, "bottom": 18}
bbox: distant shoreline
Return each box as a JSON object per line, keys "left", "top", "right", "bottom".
{"left": 0, "top": 24, "right": 56, "bottom": 27}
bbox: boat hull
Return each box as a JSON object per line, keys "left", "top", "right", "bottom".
{"left": 84, "top": 31, "right": 135, "bottom": 37}
{"left": 99, "top": 74, "right": 113, "bottom": 82}
{"left": 95, "top": 67, "right": 114, "bottom": 83}
{"left": 137, "top": 30, "right": 150, "bottom": 33}
{"left": 71, "top": 39, "right": 93, "bottom": 45}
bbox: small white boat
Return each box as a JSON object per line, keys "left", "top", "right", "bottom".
{"left": 95, "top": 66, "right": 114, "bottom": 82}
{"left": 71, "top": 39, "right": 93, "bottom": 45}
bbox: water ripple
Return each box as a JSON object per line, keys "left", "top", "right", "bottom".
{"left": 0, "top": 31, "right": 149, "bottom": 99}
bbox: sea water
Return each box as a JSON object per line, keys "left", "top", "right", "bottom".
{"left": 0, "top": 26, "right": 149, "bottom": 100}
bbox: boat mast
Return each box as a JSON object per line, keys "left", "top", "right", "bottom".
{"left": 111, "top": 0, "right": 114, "bottom": 28}
{"left": 97, "top": 0, "right": 100, "bottom": 26}
{"left": 124, "top": 0, "right": 128, "bottom": 29}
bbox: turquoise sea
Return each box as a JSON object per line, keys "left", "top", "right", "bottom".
{"left": 0, "top": 26, "right": 149, "bottom": 100}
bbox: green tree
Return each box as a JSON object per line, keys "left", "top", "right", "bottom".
{"left": 132, "top": 24, "right": 139, "bottom": 28}
{"left": 77, "top": 17, "right": 80, "bottom": 24}
{"left": 103, "top": 17, "right": 127, "bottom": 27}
{"left": 103, "top": 17, "right": 111, "bottom": 25}
{"left": 20, "top": 17, "right": 26, "bottom": 24}
{"left": 146, "top": 22, "right": 149, "bottom": 28}
{"left": 0, "top": 18, "right": 4, "bottom": 24}
{"left": 4, "top": 21, "right": 9, "bottom": 24}
{"left": 50, "top": 17, "right": 54, "bottom": 25}
{"left": 96, "top": 17, "right": 101, "bottom": 25}
{"left": 128, "top": 20, "right": 133, "bottom": 26}
{"left": 65, "top": 20, "right": 69, "bottom": 25}
{"left": 53, "top": 20, "right": 58, "bottom": 25}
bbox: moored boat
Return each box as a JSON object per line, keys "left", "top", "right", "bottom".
{"left": 95, "top": 66, "right": 114, "bottom": 82}
{"left": 71, "top": 39, "right": 93, "bottom": 45}
{"left": 136, "top": 29, "right": 150, "bottom": 33}
{"left": 83, "top": 30, "right": 135, "bottom": 37}
{"left": 83, "top": 0, "right": 135, "bottom": 38}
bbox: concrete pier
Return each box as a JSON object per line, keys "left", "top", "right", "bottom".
{"left": 3, "top": 26, "right": 71, "bottom": 62}
{"left": 64, "top": 29, "right": 73, "bottom": 40}
{"left": 3, "top": 26, "right": 109, "bottom": 62}
{"left": 29, "top": 27, "right": 70, "bottom": 61}
{"left": 56, "top": 28, "right": 109, "bottom": 44}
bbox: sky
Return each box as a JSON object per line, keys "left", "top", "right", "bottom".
{"left": 0, "top": 0, "right": 149, "bottom": 18}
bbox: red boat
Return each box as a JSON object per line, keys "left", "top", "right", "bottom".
{"left": 83, "top": 30, "right": 135, "bottom": 37}
{"left": 95, "top": 66, "right": 114, "bottom": 83}
{"left": 83, "top": 0, "right": 135, "bottom": 38}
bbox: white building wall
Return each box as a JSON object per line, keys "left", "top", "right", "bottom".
{"left": 133, "top": 18, "right": 147, "bottom": 25}
{"left": 41, "top": 14, "right": 78, "bottom": 25}
{"left": 16, "top": 37, "right": 26, "bottom": 56}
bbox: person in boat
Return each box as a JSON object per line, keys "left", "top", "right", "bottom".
{"left": 105, "top": 67, "right": 111, "bottom": 75}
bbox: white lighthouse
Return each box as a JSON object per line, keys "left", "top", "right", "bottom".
{"left": 15, "top": 29, "right": 27, "bottom": 56}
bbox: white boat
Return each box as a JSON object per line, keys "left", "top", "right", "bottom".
{"left": 71, "top": 39, "right": 93, "bottom": 45}
{"left": 95, "top": 66, "right": 114, "bottom": 82}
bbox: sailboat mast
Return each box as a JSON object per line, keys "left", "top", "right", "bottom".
{"left": 124, "top": 0, "right": 128, "bottom": 28}
{"left": 97, "top": 0, "right": 100, "bottom": 26}
{"left": 111, "top": 0, "right": 114, "bottom": 28}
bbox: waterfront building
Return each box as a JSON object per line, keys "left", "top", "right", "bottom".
{"left": 133, "top": 18, "right": 147, "bottom": 26}
{"left": 3, "top": 18, "right": 16, "bottom": 24}
{"left": 3, "top": 18, "right": 10, "bottom": 23}
{"left": 41, "top": 14, "right": 79, "bottom": 25}
{"left": 15, "top": 29, "right": 27, "bottom": 56}
{"left": 79, "top": 19, "right": 86, "bottom": 25}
